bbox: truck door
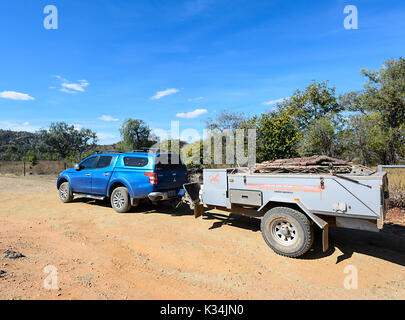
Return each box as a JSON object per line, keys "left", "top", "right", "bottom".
{"left": 91, "top": 155, "right": 115, "bottom": 195}
{"left": 70, "top": 156, "right": 99, "bottom": 194}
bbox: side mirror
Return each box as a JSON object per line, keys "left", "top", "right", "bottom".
{"left": 74, "top": 164, "right": 81, "bottom": 171}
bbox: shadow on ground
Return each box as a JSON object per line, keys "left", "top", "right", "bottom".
{"left": 203, "top": 211, "right": 405, "bottom": 266}
{"left": 70, "top": 197, "right": 405, "bottom": 266}
{"left": 71, "top": 197, "right": 111, "bottom": 208}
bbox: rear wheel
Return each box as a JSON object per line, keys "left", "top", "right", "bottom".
{"left": 261, "top": 207, "right": 314, "bottom": 258}
{"left": 111, "top": 187, "right": 131, "bottom": 213}
{"left": 59, "top": 182, "right": 73, "bottom": 203}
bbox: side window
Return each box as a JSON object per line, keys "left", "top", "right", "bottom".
{"left": 124, "top": 157, "right": 148, "bottom": 167}
{"left": 97, "top": 156, "right": 113, "bottom": 169}
{"left": 80, "top": 156, "right": 99, "bottom": 170}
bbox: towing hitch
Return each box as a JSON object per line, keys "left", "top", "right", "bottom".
{"left": 182, "top": 182, "right": 204, "bottom": 218}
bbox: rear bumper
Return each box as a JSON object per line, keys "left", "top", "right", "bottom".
{"left": 148, "top": 189, "right": 184, "bottom": 201}
{"left": 148, "top": 192, "right": 169, "bottom": 201}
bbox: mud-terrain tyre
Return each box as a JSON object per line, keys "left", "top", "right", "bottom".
{"left": 111, "top": 187, "right": 132, "bottom": 213}
{"left": 59, "top": 182, "right": 73, "bottom": 203}
{"left": 261, "top": 207, "right": 314, "bottom": 258}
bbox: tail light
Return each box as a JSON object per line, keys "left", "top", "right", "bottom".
{"left": 144, "top": 172, "right": 158, "bottom": 185}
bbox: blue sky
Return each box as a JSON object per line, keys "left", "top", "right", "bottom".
{"left": 0, "top": 0, "right": 404, "bottom": 144}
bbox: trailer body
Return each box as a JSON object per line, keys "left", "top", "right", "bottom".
{"left": 185, "top": 167, "right": 390, "bottom": 257}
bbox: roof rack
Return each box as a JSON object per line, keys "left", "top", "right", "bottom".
{"left": 141, "top": 147, "right": 159, "bottom": 151}
{"left": 95, "top": 150, "right": 122, "bottom": 154}
{"left": 131, "top": 147, "right": 159, "bottom": 153}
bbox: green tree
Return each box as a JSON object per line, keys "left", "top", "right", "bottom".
{"left": 5, "top": 146, "right": 19, "bottom": 161}
{"left": 205, "top": 110, "right": 252, "bottom": 166}
{"left": 342, "top": 57, "right": 405, "bottom": 163}
{"left": 252, "top": 81, "right": 342, "bottom": 162}
{"left": 252, "top": 107, "right": 300, "bottom": 162}
{"left": 297, "top": 116, "right": 343, "bottom": 157}
{"left": 37, "top": 122, "right": 97, "bottom": 160}
{"left": 342, "top": 113, "right": 389, "bottom": 165}
{"left": 180, "top": 139, "right": 205, "bottom": 169}
{"left": 118, "top": 119, "right": 157, "bottom": 152}
{"left": 206, "top": 110, "right": 248, "bottom": 131}
{"left": 154, "top": 139, "right": 187, "bottom": 152}
{"left": 22, "top": 151, "right": 38, "bottom": 166}
{"left": 285, "top": 80, "right": 343, "bottom": 130}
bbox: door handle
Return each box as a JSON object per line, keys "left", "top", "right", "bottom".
{"left": 103, "top": 173, "right": 109, "bottom": 176}
{"left": 86, "top": 173, "right": 91, "bottom": 176}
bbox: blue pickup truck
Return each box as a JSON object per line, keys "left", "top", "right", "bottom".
{"left": 56, "top": 151, "right": 188, "bottom": 213}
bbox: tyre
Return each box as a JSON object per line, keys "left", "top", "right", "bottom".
{"left": 261, "top": 207, "right": 314, "bottom": 258}
{"left": 111, "top": 187, "right": 132, "bottom": 213}
{"left": 59, "top": 182, "right": 73, "bottom": 203}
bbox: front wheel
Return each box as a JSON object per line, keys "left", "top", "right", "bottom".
{"left": 111, "top": 187, "right": 132, "bottom": 213}
{"left": 59, "top": 182, "right": 73, "bottom": 203}
{"left": 261, "top": 207, "right": 314, "bottom": 258}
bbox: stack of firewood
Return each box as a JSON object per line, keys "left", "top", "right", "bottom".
{"left": 254, "top": 155, "right": 373, "bottom": 175}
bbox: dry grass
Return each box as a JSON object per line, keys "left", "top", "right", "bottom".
{"left": 380, "top": 168, "right": 405, "bottom": 209}
{"left": 384, "top": 168, "right": 405, "bottom": 193}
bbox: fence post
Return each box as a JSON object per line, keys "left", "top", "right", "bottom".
{"left": 23, "top": 161, "right": 26, "bottom": 176}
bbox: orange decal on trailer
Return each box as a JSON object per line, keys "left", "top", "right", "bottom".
{"left": 247, "top": 183, "right": 323, "bottom": 193}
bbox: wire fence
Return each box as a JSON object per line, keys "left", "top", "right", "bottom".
{"left": 0, "top": 160, "right": 69, "bottom": 176}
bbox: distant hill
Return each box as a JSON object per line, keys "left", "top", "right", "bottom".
{"left": 0, "top": 129, "right": 121, "bottom": 160}
{"left": 0, "top": 129, "right": 36, "bottom": 149}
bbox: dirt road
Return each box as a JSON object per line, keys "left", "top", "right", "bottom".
{"left": 0, "top": 175, "right": 404, "bottom": 300}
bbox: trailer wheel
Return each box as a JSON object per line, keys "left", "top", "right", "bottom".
{"left": 111, "top": 187, "right": 132, "bottom": 213}
{"left": 261, "top": 207, "right": 314, "bottom": 258}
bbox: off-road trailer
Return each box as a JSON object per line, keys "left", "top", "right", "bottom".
{"left": 182, "top": 163, "right": 389, "bottom": 258}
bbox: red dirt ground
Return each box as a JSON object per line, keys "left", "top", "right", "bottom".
{"left": 0, "top": 175, "right": 404, "bottom": 300}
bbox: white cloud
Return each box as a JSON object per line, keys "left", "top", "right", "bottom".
{"left": 53, "top": 75, "right": 89, "bottom": 94}
{"left": 263, "top": 97, "right": 290, "bottom": 106}
{"left": 97, "top": 132, "right": 119, "bottom": 144}
{"left": 98, "top": 115, "right": 119, "bottom": 122}
{"left": 188, "top": 96, "right": 204, "bottom": 102}
{"left": 0, "top": 91, "right": 35, "bottom": 101}
{"left": 0, "top": 121, "right": 40, "bottom": 132}
{"left": 61, "top": 82, "right": 86, "bottom": 92}
{"left": 73, "top": 124, "right": 84, "bottom": 130}
{"left": 150, "top": 88, "right": 179, "bottom": 100}
{"left": 176, "top": 108, "right": 208, "bottom": 119}
{"left": 60, "top": 88, "right": 76, "bottom": 94}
